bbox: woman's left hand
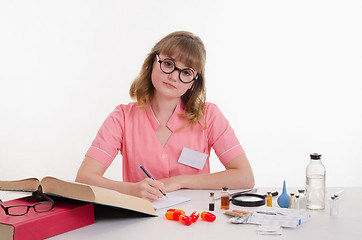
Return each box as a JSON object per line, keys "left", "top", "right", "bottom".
{"left": 159, "top": 175, "right": 184, "bottom": 192}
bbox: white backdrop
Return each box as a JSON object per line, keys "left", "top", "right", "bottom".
{"left": 0, "top": 0, "right": 361, "bottom": 188}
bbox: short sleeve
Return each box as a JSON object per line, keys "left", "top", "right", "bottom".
{"left": 205, "top": 103, "right": 245, "bottom": 165}
{"left": 85, "top": 105, "right": 124, "bottom": 167}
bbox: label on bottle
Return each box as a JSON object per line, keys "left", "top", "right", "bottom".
{"left": 209, "top": 203, "right": 215, "bottom": 211}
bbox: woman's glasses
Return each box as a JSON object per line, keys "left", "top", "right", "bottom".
{"left": 156, "top": 55, "right": 198, "bottom": 83}
{"left": 0, "top": 186, "right": 54, "bottom": 216}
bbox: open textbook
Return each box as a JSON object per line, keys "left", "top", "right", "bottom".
{"left": 0, "top": 176, "right": 192, "bottom": 215}
{"left": 0, "top": 176, "right": 157, "bottom": 216}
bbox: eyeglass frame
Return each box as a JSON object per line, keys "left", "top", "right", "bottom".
{"left": 156, "top": 54, "right": 198, "bottom": 83}
{"left": 0, "top": 185, "right": 55, "bottom": 216}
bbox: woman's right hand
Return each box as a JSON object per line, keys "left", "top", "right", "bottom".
{"left": 130, "top": 178, "right": 166, "bottom": 202}
{"left": 76, "top": 157, "right": 166, "bottom": 202}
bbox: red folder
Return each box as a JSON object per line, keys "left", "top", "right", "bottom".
{"left": 0, "top": 196, "right": 94, "bottom": 240}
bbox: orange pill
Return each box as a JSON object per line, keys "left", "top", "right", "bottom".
{"left": 179, "top": 214, "right": 192, "bottom": 226}
{"left": 165, "top": 211, "right": 184, "bottom": 221}
{"left": 201, "top": 211, "right": 216, "bottom": 222}
{"left": 166, "top": 209, "right": 185, "bottom": 215}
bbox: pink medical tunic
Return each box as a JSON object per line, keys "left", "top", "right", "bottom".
{"left": 86, "top": 100, "right": 244, "bottom": 183}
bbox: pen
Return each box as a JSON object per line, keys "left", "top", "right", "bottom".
{"left": 140, "top": 165, "right": 168, "bottom": 198}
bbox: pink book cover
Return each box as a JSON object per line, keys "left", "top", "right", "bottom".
{"left": 0, "top": 196, "right": 94, "bottom": 240}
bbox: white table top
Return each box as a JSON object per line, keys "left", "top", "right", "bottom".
{"left": 2, "top": 187, "right": 362, "bottom": 240}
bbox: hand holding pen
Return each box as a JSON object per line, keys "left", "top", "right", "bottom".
{"left": 140, "top": 165, "right": 168, "bottom": 199}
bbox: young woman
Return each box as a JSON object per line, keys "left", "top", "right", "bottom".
{"left": 76, "top": 31, "right": 254, "bottom": 202}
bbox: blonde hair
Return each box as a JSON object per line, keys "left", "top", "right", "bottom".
{"left": 129, "top": 31, "right": 207, "bottom": 127}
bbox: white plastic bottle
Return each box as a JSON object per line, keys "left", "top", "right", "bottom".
{"left": 306, "top": 153, "right": 326, "bottom": 210}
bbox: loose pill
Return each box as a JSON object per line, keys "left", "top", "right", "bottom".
{"left": 166, "top": 209, "right": 185, "bottom": 215}
{"left": 165, "top": 211, "right": 184, "bottom": 221}
{"left": 189, "top": 211, "right": 200, "bottom": 223}
{"left": 201, "top": 211, "right": 216, "bottom": 222}
{"left": 179, "top": 214, "right": 193, "bottom": 226}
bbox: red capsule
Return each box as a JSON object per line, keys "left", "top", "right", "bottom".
{"left": 166, "top": 209, "right": 185, "bottom": 214}
{"left": 167, "top": 209, "right": 183, "bottom": 213}
{"left": 201, "top": 211, "right": 216, "bottom": 222}
{"left": 179, "top": 214, "right": 193, "bottom": 226}
{"left": 165, "top": 211, "right": 184, "bottom": 221}
{"left": 189, "top": 211, "right": 200, "bottom": 223}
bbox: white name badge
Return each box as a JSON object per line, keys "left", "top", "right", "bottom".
{"left": 178, "top": 147, "right": 208, "bottom": 170}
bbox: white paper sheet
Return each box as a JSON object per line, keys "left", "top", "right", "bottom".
{"left": 257, "top": 225, "right": 283, "bottom": 235}
{"left": 247, "top": 206, "right": 310, "bottom": 228}
{"left": 152, "top": 193, "right": 191, "bottom": 210}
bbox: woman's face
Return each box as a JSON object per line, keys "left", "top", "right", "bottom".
{"left": 151, "top": 52, "right": 195, "bottom": 100}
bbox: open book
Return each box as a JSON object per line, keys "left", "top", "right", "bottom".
{"left": 0, "top": 176, "right": 156, "bottom": 216}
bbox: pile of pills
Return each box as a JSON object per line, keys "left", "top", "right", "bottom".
{"left": 165, "top": 209, "right": 216, "bottom": 226}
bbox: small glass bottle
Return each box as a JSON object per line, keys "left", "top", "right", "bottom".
{"left": 266, "top": 192, "right": 272, "bottom": 207}
{"left": 306, "top": 153, "right": 326, "bottom": 210}
{"left": 221, "top": 186, "right": 230, "bottom": 210}
{"left": 298, "top": 189, "right": 307, "bottom": 209}
{"left": 329, "top": 196, "right": 338, "bottom": 216}
{"left": 333, "top": 194, "right": 340, "bottom": 215}
{"left": 289, "top": 193, "right": 295, "bottom": 209}
{"left": 209, "top": 192, "right": 215, "bottom": 211}
{"left": 295, "top": 194, "right": 300, "bottom": 209}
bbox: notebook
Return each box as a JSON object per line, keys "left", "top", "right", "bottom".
{"left": 152, "top": 193, "right": 190, "bottom": 210}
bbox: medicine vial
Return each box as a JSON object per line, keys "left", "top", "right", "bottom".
{"left": 267, "top": 192, "right": 272, "bottom": 207}
{"left": 289, "top": 193, "right": 295, "bottom": 209}
{"left": 209, "top": 192, "right": 215, "bottom": 211}
{"left": 221, "top": 186, "right": 230, "bottom": 210}
{"left": 306, "top": 153, "right": 326, "bottom": 210}
{"left": 298, "top": 189, "right": 307, "bottom": 209}
{"left": 333, "top": 194, "right": 340, "bottom": 214}
{"left": 295, "top": 194, "right": 300, "bottom": 209}
{"left": 329, "top": 196, "right": 338, "bottom": 216}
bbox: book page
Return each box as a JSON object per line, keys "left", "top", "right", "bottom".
{"left": 41, "top": 177, "right": 156, "bottom": 216}
{"left": 91, "top": 186, "right": 156, "bottom": 216}
{"left": 41, "top": 177, "right": 96, "bottom": 202}
{"left": 0, "top": 223, "right": 14, "bottom": 240}
{"left": 0, "top": 178, "right": 40, "bottom": 192}
{"left": 152, "top": 193, "right": 191, "bottom": 210}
